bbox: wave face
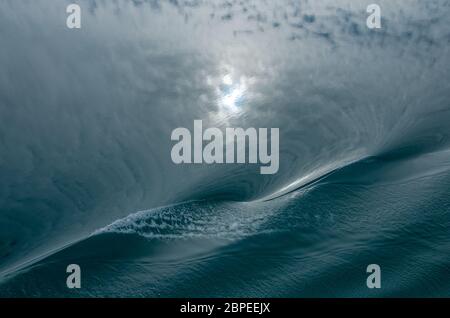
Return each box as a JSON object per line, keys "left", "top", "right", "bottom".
{"left": 1, "top": 0, "right": 450, "bottom": 297}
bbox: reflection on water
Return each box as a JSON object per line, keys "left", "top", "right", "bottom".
{"left": 219, "top": 73, "right": 247, "bottom": 113}
{"left": 207, "top": 65, "right": 252, "bottom": 122}
{"left": 1, "top": 0, "right": 450, "bottom": 297}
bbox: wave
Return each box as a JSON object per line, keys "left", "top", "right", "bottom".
{"left": 1, "top": 0, "right": 450, "bottom": 297}
{"left": 1, "top": 147, "right": 450, "bottom": 297}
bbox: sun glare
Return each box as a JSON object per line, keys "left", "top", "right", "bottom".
{"left": 219, "top": 74, "right": 247, "bottom": 112}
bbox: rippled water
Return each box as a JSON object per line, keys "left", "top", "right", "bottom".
{"left": 0, "top": 0, "right": 449, "bottom": 297}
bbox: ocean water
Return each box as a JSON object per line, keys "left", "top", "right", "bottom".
{"left": 0, "top": 0, "right": 449, "bottom": 297}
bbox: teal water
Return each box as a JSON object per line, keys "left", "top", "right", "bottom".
{"left": 1, "top": 0, "right": 450, "bottom": 297}
{"left": 1, "top": 149, "right": 449, "bottom": 297}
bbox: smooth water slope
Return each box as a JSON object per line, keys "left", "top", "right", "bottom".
{"left": 0, "top": 0, "right": 449, "bottom": 297}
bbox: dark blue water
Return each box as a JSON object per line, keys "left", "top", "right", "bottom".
{"left": 1, "top": 150, "right": 449, "bottom": 297}
{"left": 1, "top": 0, "right": 450, "bottom": 297}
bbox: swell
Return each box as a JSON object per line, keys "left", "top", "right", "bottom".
{"left": 1, "top": 146, "right": 450, "bottom": 296}
{"left": 1, "top": 0, "right": 450, "bottom": 295}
